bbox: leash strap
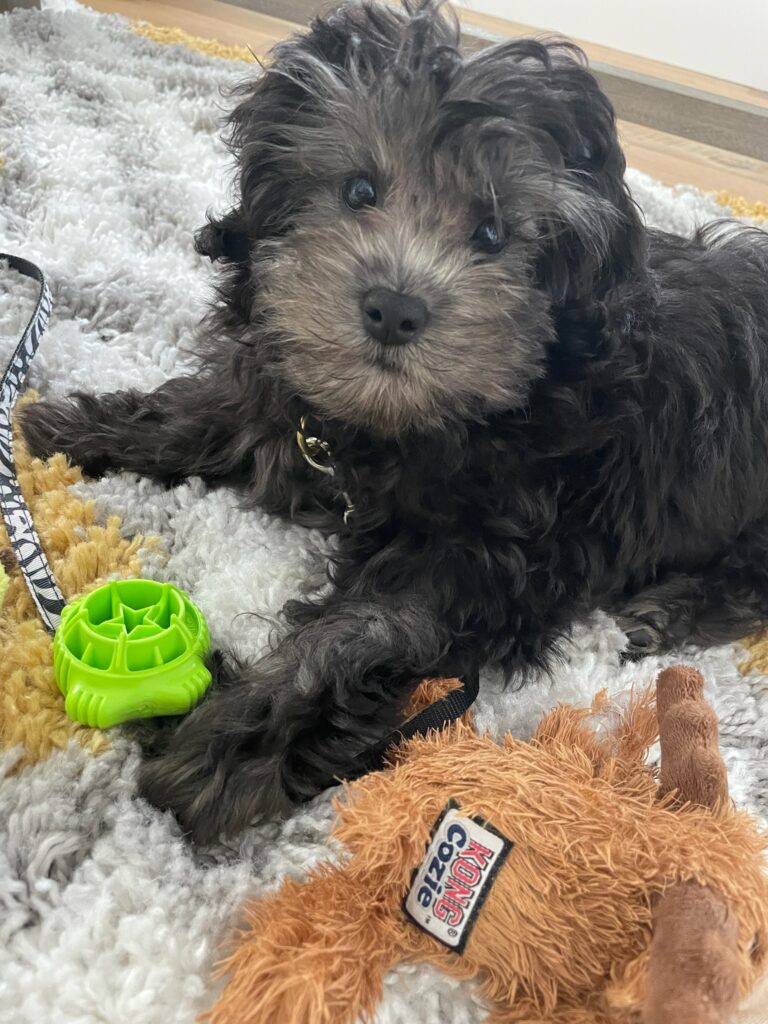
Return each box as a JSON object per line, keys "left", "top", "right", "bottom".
{"left": 0, "top": 253, "right": 66, "bottom": 632}
{"left": 348, "top": 663, "right": 481, "bottom": 779}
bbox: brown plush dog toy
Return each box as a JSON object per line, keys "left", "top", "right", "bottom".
{"left": 208, "top": 667, "right": 768, "bottom": 1024}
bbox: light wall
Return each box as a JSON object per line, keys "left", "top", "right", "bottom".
{"left": 461, "top": 0, "right": 768, "bottom": 91}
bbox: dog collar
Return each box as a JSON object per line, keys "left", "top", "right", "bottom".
{"left": 295, "top": 414, "right": 356, "bottom": 525}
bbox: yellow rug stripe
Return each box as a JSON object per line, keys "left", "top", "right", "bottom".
{"left": 738, "top": 631, "right": 768, "bottom": 676}
{"left": 0, "top": 396, "right": 159, "bottom": 767}
{"left": 714, "top": 191, "right": 768, "bottom": 221}
{"left": 131, "top": 22, "right": 256, "bottom": 63}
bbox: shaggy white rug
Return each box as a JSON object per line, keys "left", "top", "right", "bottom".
{"left": 0, "top": 4, "right": 766, "bottom": 1023}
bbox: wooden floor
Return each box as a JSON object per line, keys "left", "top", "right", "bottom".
{"left": 85, "top": 0, "right": 768, "bottom": 205}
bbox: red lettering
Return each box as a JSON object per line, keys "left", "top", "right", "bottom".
{"left": 452, "top": 858, "right": 481, "bottom": 887}
{"left": 462, "top": 839, "right": 494, "bottom": 870}
{"left": 443, "top": 874, "right": 473, "bottom": 909}
{"left": 433, "top": 896, "right": 463, "bottom": 927}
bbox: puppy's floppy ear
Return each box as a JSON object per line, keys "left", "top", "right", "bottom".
{"left": 466, "top": 40, "right": 647, "bottom": 304}
{"left": 528, "top": 44, "right": 647, "bottom": 303}
{"left": 194, "top": 207, "right": 249, "bottom": 263}
{"left": 539, "top": 48, "right": 647, "bottom": 303}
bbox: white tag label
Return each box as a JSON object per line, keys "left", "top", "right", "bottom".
{"left": 404, "top": 801, "right": 512, "bottom": 953}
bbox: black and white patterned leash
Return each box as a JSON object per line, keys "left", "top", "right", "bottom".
{"left": 0, "top": 253, "right": 66, "bottom": 632}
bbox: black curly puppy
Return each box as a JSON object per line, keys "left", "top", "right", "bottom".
{"left": 22, "top": 1, "right": 768, "bottom": 842}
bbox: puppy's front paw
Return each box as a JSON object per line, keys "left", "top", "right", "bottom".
{"left": 19, "top": 397, "right": 113, "bottom": 476}
{"left": 19, "top": 400, "right": 69, "bottom": 459}
{"left": 136, "top": 653, "right": 297, "bottom": 843}
{"left": 138, "top": 743, "right": 295, "bottom": 843}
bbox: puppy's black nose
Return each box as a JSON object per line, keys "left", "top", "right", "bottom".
{"left": 361, "top": 288, "right": 428, "bottom": 346}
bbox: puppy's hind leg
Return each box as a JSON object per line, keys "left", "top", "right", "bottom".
{"left": 20, "top": 375, "right": 243, "bottom": 484}
{"left": 614, "top": 573, "right": 710, "bottom": 659}
{"left": 616, "top": 524, "right": 768, "bottom": 658}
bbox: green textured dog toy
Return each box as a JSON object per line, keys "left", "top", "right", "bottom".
{"left": 53, "top": 579, "right": 212, "bottom": 728}
{"left": 0, "top": 254, "right": 212, "bottom": 731}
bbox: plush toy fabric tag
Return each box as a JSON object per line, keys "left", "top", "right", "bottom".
{"left": 404, "top": 800, "right": 513, "bottom": 953}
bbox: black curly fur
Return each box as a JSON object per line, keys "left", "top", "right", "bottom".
{"left": 21, "top": 0, "right": 768, "bottom": 842}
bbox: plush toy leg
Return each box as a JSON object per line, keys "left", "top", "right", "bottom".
{"left": 207, "top": 868, "right": 402, "bottom": 1024}
{"left": 656, "top": 665, "right": 728, "bottom": 807}
{"left": 643, "top": 881, "right": 741, "bottom": 1024}
{"left": 643, "top": 666, "right": 739, "bottom": 1024}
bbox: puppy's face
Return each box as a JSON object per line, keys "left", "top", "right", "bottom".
{"left": 205, "top": 2, "right": 642, "bottom": 436}
{"left": 258, "top": 102, "right": 550, "bottom": 436}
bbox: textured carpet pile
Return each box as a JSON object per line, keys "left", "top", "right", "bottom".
{"left": 0, "top": 5, "right": 766, "bottom": 1023}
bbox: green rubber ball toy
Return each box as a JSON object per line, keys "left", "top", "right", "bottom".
{"left": 53, "top": 579, "right": 212, "bottom": 728}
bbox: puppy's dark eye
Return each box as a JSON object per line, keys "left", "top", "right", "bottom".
{"left": 472, "top": 217, "right": 505, "bottom": 254}
{"left": 342, "top": 175, "right": 377, "bottom": 211}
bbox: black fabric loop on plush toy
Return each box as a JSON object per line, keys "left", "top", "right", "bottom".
{"left": 0, "top": 253, "right": 66, "bottom": 632}
{"left": 347, "top": 663, "right": 481, "bottom": 779}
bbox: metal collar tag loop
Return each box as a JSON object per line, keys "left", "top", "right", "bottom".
{"left": 296, "top": 415, "right": 356, "bottom": 525}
